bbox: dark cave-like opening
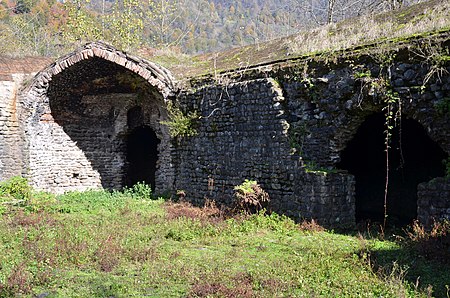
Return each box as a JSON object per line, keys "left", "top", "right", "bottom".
{"left": 338, "top": 113, "right": 447, "bottom": 225}
{"left": 126, "top": 126, "right": 160, "bottom": 190}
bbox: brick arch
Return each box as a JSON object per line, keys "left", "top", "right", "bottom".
{"left": 17, "top": 42, "right": 177, "bottom": 193}
{"left": 21, "top": 41, "right": 176, "bottom": 101}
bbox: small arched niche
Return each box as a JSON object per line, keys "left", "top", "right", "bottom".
{"left": 338, "top": 113, "right": 447, "bottom": 225}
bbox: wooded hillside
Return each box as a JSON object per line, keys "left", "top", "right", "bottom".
{"left": 0, "top": 0, "right": 431, "bottom": 57}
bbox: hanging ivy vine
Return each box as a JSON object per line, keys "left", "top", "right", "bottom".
{"left": 353, "top": 51, "right": 402, "bottom": 228}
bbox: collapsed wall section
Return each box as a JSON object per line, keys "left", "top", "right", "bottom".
{"left": 2, "top": 38, "right": 447, "bottom": 228}
{"left": 277, "top": 47, "right": 449, "bottom": 225}
{"left": 174, "top": 40, "right": 449, "bottom": 227}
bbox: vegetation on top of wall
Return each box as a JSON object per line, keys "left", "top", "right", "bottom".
{"left": 304, "top": 161, "right": 339, "bottom": 175}
{"left": 414, "top": 39, "right": 450, "bottom": 89}
{"left": 0, "top": 0, "right": 448, "bottom": 83}
{"left": 164, "top": 0, "right": 450, "bottom": 79}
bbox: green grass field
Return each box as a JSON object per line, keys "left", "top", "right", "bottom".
{"left": 0, "top": 179, "right": 449, "bottom": 297}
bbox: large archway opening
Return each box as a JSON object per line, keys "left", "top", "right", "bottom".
{"left": 338, "top": 113, "right": 447, "bottom": 225}
{"left": 126, "top": 125, "right": 160, "bottom": 190}
{"left": 21, "top": 42, "right": 176, "bottom": 194}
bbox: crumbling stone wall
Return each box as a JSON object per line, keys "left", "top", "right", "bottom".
{"left": 276, "top": 49, "right": 449, "bottom": 224}
{"left": 0, "top": 57, "right": 51, "bottom": 181}
{"left": 22, "top": 91, "right": 171, "bottom": 193}
{"left": 174, "top": 43, "right": 449, "bottom": 227}
{"left": 418, "top": 178, "right": 450, "bottom": 226}
{"left": 174, "top": 78, "right": 355, "bottom": 227}
{"left": 0, "top": 39, "right": 448, "bottom": 227}
{"left": 280, "top": 56, "right": 449, "bottom": 170}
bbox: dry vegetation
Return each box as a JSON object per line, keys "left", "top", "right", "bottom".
{"left": 153, "top": 0, "right": 450, "bottom": 79}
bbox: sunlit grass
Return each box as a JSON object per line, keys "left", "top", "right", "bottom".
{"left": 1, "top": 185, "right": 448, "bottom": 297}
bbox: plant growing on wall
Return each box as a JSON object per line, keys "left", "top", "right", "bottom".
{"left": 288, "top": 123, "right": 309, "bottom": 155}
{"left": 414, "top": 39, "right": 450, "bottom": 90}
{"left": 353, "top": 55, "right": 402, "bottom": 229}
{"left": 161, "top": 101, "right": 199, "bottom": 138}
{"left": 233, "top": 179, "right": 270, "bottom": 214}
{"left": 444, "top": 157, "right": 450, "bottom": 179}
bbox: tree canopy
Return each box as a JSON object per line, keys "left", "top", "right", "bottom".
{"left": 0, "top": 0, "right": 423, "bottom": 56}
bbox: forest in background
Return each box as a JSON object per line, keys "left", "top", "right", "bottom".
{"left": 0, "top": 0, "right": 423, "bottom": 57}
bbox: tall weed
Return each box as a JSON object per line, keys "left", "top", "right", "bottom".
{"left": 233, "top": 180, "right": 269, "bottom": 214}
{"left": 123, "top": 182, "right": 153, "bottom": 200}
{"left": 405, "top": 220, "right": 450, "bottom": 263}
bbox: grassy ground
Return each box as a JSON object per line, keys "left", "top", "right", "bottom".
{"left": 0, "top": 182, "right": 449, "bottom": 297}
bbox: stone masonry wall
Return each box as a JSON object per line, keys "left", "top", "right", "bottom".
{"left": 0, "top": 57, "right": 51, "bottom": 181}
{"left": 175, "top": 43, "right": 449, "bottom": 226}
{"left": 0, "top": 74, "right": 23, "bottom": 180}
{"left": 417, "top": 178, "right": 450, "bottom": 227}
{"left": 279, "top": 55, "right": 450, "bottom": 170}
{"left": 174, "top": 78, "right": 355, "bottom": 227}
{"left": 1, "top": 39, "right": 448, "bottom": 228}
{"left": 15, "top": 43, "right": 176, "bottom": 194}
{"left": 276, "top": 49, "right": 449, "bottom": 224}
{"left": 21, "top": 90, "right": 173, "bottom": 194}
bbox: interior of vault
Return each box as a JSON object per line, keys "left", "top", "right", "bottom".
{"left": 338, "top": 113, "right": 447, "bottom": 225}
{"left": 46, "top": 57, "right": 163, "bottom": 190}
{"left": 124, "top": 105, "right": 161, "bottom": 190}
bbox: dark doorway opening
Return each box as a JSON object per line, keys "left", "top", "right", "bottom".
{"left": 338, "top": 113, "right": 447, "bottom": 225}
{"left": 126, "top": 126, "right": 160, "bottom": 190}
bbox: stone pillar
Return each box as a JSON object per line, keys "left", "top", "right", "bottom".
{"left": 417, "top": 177, "right": 450, "bottom": 227}
{"left": 0, "top": 74, "right": 25, "bottom": 181}
{"left": 294, "top": 171, "right": 355, "bottom": 228}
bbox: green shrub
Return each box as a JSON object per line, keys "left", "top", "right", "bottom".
{"left": 233, "top": 179, "right": 270, "bottom": 214}
{"left": 124, "top": 182, "right": 153, "bottom": 200}
{"left": 0, "top": 176, "right": 31, "bottom": 201}
{"left": 160, "top": 101, "right": 199, "bottom": 138}
{"left": 25, "top": 191, "right": 57, "bottom": 213}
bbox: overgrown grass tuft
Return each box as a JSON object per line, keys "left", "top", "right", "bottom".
{"left": 0, "top": 178, "right": 448, "bottom": 297}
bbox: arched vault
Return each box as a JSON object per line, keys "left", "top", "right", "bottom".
{"left": 22, "top": 41, "right": 176, "bottom": 100}
{"left": 18, "top": 42, "right": 177, "bottom": 193}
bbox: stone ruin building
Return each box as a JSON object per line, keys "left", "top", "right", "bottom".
{"left": 0, "top": 34, "right": 449, "bottom": 228}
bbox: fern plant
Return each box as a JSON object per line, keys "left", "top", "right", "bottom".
{"left": 233, "top": 179, "right": 270, "bottom": 214}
